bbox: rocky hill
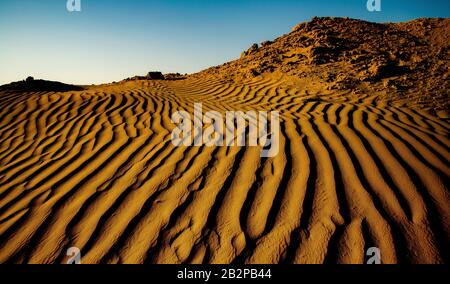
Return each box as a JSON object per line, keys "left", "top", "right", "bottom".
{"left": 192, "top": 17, "right": 449, "bottom": 113}
{"left": 0, "top": 77, "right": 84, "bottom": 92}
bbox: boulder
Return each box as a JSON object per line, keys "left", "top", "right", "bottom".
{"left": 146, "top": 72, "right": 165, "bottom": 80}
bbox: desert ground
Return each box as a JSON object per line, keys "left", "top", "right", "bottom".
{"left": 0, "top": 17, "right": 448, "bottom": 264}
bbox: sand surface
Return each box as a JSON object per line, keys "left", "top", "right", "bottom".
{"left": 0, "top": 74, "right": 448, "bottom": 264}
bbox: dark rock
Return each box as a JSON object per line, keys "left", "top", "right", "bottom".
{"left": 241, "top": 43, "right": 259, "bottom": 58}
{"left": 146, "top": 72, "right": 165, "bottom": 80}
{"left": 0, "top": 79, "right": 84, "bottom": 92}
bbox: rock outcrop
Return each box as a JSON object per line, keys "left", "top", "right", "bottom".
{"left": 192, "top": 17, "right": 449, "bottom": 111}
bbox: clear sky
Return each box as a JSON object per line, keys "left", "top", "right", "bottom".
{"left": 0, "top": 0, "right": 449, "bottom": 85}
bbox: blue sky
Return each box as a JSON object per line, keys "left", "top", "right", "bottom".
{"left": 0, "top": 0, "right": 449, "bottom": 85}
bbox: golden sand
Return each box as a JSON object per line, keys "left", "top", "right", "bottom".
{"left": 0, "top": 74, "right": 448, "bottom": 264}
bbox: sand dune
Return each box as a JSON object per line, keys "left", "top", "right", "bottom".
{"left": 0, "top": 17, "right": 449, "bottom": 264}
{"left": 0, "top": 74, "right": 448, "bottom": 264}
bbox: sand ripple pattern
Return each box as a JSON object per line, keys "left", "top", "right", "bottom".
{"left": 0, "top": 77, "right": 449, "bottom": 264}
